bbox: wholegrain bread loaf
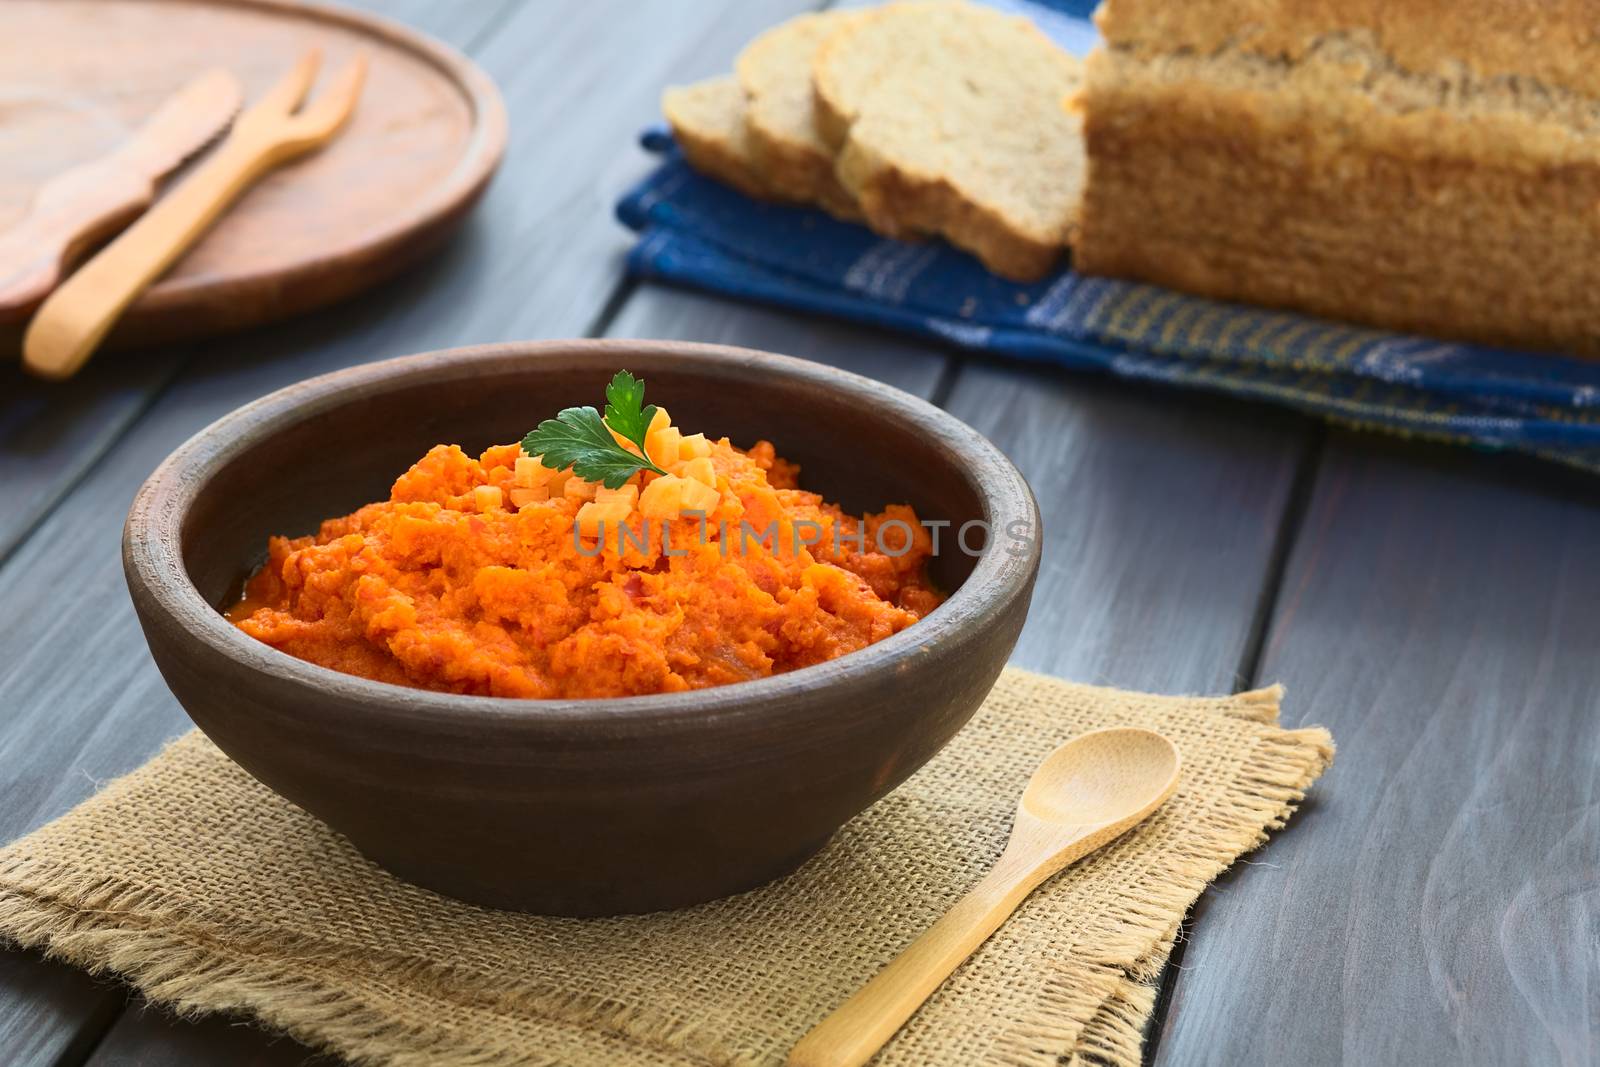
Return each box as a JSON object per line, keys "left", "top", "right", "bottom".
{"left": 1076, "top": 0, "right": 1600, "bottom": 355}
{"left": 813, "top": 0, "right": 1084, "bottom": 280}
{"left": 735, "top": 11, "right": 864, "bottom": 219}
{"left": 661, "top": 76, "right": 771, "bottom": 201}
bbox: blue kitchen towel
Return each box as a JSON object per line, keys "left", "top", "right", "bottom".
{"left": 615, "top": 3, "right": 1600, "bottom": 475}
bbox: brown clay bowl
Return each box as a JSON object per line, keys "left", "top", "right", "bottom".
{"left": 123, "top": 340, "right": 1040, "bottom": 915}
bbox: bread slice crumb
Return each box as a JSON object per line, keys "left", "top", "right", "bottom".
{"left": 661, "top": 76, "right": 772, "bottom": 200}
{"left": 813, "top": 0, "right": 1084, "bottom": 280}
{"left": 736, "top": 11, "right": 865, "bottom": 220}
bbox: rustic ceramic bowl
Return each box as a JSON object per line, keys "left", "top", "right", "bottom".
{"left": 123, "top": 340, "right": 1040, "bottom": 915}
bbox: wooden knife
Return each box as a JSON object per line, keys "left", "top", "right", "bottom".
{"left": 0, "top": 69, "right": 242, "bottom": 324}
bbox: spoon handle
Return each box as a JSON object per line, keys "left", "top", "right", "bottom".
{"left": 788, "top": 866, "right": 1037, "bottom": 1067}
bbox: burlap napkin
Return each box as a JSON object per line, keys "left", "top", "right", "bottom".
{"left": 0, "top": 668, "right": 1331, "bottom": 1066}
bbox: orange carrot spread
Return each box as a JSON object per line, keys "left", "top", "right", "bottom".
{"left": 228, "top": 386, "right": 942, "bottom": 698}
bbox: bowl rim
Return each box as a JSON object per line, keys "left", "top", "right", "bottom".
{"left": 123, "top": 339, "right": 1040, "bottom": 732}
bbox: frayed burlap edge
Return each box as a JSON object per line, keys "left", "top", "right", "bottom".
{"left": 0, "top": 681, "right": 1332, "bottom": 1067}
{"left": 0, "top": 866, "right": 725, "bottom": 1067}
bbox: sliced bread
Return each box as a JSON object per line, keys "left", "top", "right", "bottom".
{"left": 660, "top": 76, "right": 771, "bottom": 200}
{"left": 812, "top": 0, "right": 1085, "bottom": 280}
{"left": 735, "top": 10, "right": 864, "bottom": 219}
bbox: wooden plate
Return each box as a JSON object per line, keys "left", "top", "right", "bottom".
{"left": 0, "top": 0, "right": 506, "bottom": 354}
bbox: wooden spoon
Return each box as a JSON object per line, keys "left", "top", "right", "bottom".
{"left": 789, "top": 727, "right": 1182, "bottom": 1067}
{"left": 22, "top": 49, "right": 366, "bottom": 381}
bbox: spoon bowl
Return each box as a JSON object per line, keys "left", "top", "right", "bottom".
{"left": 1018, "top": 727, "right": 1182, "bottom": 840}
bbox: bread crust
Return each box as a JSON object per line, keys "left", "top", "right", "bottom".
{"left": 1096, "top": 0, "right": 1600, "bottom": 101}
{"left": 837, "top": 137, "right": 1067, "bottom": 282}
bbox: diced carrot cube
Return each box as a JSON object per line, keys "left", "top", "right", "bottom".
{"left": 576, "top": 501, "right": 620, "bottom": 538}
{"left": 473, "top": 485, "right": 503, "bottom": 512}
{"left": 680, "top": 457, "right": 716, "bottom": 487}
{"left": 565, "top": 478, "right": 598, "bottom": 503}
{"left": 677, "top": 478, "right": 720, "bottom": 515}
{"left": 544, "top": 465, "right": 574, "bottom": 495}
{"left": 648, "top": 407, "right": 671, "bottom": 432}
{"left": 646, "top": 426, "right": 681, "bottom": 467}
{"left": 513, "top": 457, "right": 543, "bottom": 488}
{"left": 678, "top": 433, "right": 711, "bottom": 460}
{"left": 638, "top": 475, "right": 685, "bottom": 519}
{"left": 509, "top": 484, "right": 549, "bottom": 508}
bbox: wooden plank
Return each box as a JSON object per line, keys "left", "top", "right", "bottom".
{"left": 941, "top": 361, "right": 1313, "bottom": 693}
{"left": 340, "top": 0, "right": 518, "bottom": 45}
{"left": 85, "top": 1004, "right": 330, "bottom": 1067}
{"left": 1153, "top": 433, "right": 1600, "bottom": 1066}
{"left": 0, "top": 356, "right": 183, "bottom": 567}
{"left": 0, "top": 953, "right": 124, "bottom": 1067}
{"left": 2, "top": 1, "right": 823, "bottom": 1063}
{"left": 605, "top": 284, "right": 950, "bottom": 398}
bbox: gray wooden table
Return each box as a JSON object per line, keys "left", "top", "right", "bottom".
{"left": 3, "top": 2, "right": 1597, "bottom": 1064}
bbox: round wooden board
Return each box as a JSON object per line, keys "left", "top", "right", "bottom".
{"left": 0, "top": 0, "right": 506, "bottom": 355}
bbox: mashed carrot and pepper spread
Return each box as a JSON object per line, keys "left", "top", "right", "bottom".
{"left": 228, "top": 376, "right": 942, "bottom": 698}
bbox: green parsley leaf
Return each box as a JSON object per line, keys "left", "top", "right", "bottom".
{"left": 519, "top": 371, "right": 670, "bottom": 489}
{"left": 602, "top": 370, "right": 658, "bottom": 458}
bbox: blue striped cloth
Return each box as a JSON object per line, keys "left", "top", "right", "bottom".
{"left": 615, "top": 2, "right": 1600, "bottom": 474}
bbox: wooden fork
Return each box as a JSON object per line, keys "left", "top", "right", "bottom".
{"left": 22, "top": 49, "right": 367, "bottom": 380}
